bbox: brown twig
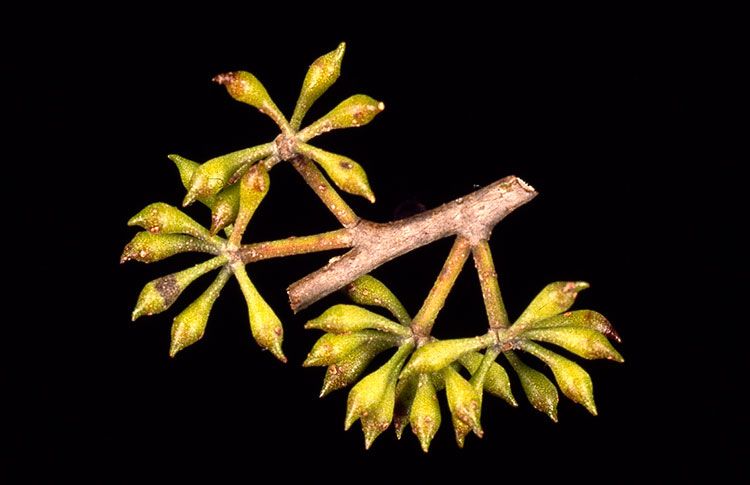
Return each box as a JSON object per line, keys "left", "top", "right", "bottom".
{"left": 287, "top": 175, "right": 537, "bottom": 312}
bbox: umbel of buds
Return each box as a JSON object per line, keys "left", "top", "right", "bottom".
{"left": 122, "top": 43, "right": 623, "bottom": 453}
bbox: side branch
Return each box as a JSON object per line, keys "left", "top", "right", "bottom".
{"left": 288, "top": 176, "right": 537, "bottom": 311}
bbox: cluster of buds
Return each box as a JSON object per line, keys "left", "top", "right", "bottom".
{"left": 122, "top": 43, "right": 386, "bottom": 359}
{"left": 305, "top": 276, "right": 622, "bottom": 451}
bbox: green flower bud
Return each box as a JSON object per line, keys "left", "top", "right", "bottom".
{"left": 298, "top": 94, "right": 385, "bottom": 141}
{"left": 361, "top": 377, "right": 397, "bottom": 449}
{"left": 505, "top": 351, "right": 559, "bottom": 422}
{"left": 442, "top": 366, "right": 482, "bottom": 438}
{"left": 131, "top": 256, "right": 227, "bottom": 320}
{"left": 209, "top": 184, "right": 240, "bottom": 235}
{"left": 345, "top": 344, "right": 412, "bottom": 431}
{"left": 128, "top": 203, "right": 212, "bottom": 241}
{"left": 523, "top": 327, "right": 624, "bottom": 362}
{"left": 459, "top": 352, "right": 517, "bottom": 406}
{"left": 393, "top": 376, "right": 417, "bottom": 439}
{"left": 401, "top": 336, "right": 491, "bottom": 379}
{"left": 213, "top": 71, "right": 287, "bottom": 129}
{"left": 521, "top": 342, "right": 597, "bottom": 415}
{"left": 305, "top": 304, "right": 410, "bottom": 337}
{"left": 345, "top": 275, "right": 411, "bottom": 325}
{"left": 513, "top": 281, "right": 590, "bottom": 330}
{"left": 168, "top": 154, "right": 215, "bottom": 204}
{"left": 296, "top": 143, "right": 375, "bottom": 203}
{"left": 303, "top": 330, "right": 398, "bottom": 367}
{"left": 410, "top": 374, "right": 441, "bottom": 452}
{"left": 524, "top": 310, "right": 621, "bottom": 343}
{"left": 229, "top": 163, "right": 270, "bottom": 244}
{"left": 233, "top": 265, "right": 285, "bottom": 362}
{"left": 319, "top": 338, "right": 394, "bottom": 398}
{"left": 121, "top": 232, "right": 215, "bottom": 264}
{"left": 169, "top": 269, "right": 231, "bottom": 357}
{"left": 183, "top": 143, "right": 273, "bottom": 205}
{"left": 290, "top": 42, "right": 346, "bottom": 130}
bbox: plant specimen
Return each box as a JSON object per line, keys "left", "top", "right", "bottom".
{"left": 122, "top": 43, "right": 623, "bottom": 451}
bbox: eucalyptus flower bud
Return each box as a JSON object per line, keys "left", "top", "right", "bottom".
{"left": 296, "top": 143, "right": 375, "bottom": 202}
{"left": 459, "top": 352, "right": 517, "bottom": 406}
{"left": 505, "top": 351, "right": 559, "bottom": 422}
{"left": 169, "top": 269, "right": 230, "bottom": 357}
{"left": 401, "top": 336, "right": 491, "bottom": 379}
{"left": 183, "top": 143, "right": 273, "bottom": 205}
{"left": 513, "top": 281, "right": 590, "bottom": 329}
{"left": 131, "top": 256, "right": 227, "bottom": 321}
{"left": 128, "top": 203, "right": 212, "bottom": 241}
{"left": 303, "top": 330, "right": 397, "bottom": 367}
{"left": 290, "top": 42, "right": 345, "bottom": 130}
{"left": 393, "top": 376, "right": 417, "bottom": 439}
{"left": 209, "top": 184, "right": 240, "bottom": 235}
{"left": 229, "top": 163, "right": 270, "bottom": 243}
{"left": 521, "top": 342, "right": 597, "bottom": 415}
{"left": 346, "top": 275, "right": 411, "bottom": 325}
{"left": 345, "top": 345, "right": 412, "bottom": 431}
{"left": 298, "top": 94, "right": 385, "bottom": 141}
{"left": 305, "top": 304, "right": 410, "bottom": 337}
{"left": 121, "top": 232, "right": 214, "bottom": 264}
{"left": 233, "top": 265, "right": 285, "bottom": 362}
{"left": 361, "top": 378, "right": 397, "bottom": 449}
{"left": 410, "top": 374, "right": 442, "bottom": 452}
{"left": 523, "top": 327, "right": 624, "bottom": 362}
{"left": 168, "top": 154, "right": 216, "bottom": 204}
{"left": 213, "top": 71, "right": 287, "bottom": 129}
{"left": 442, "top": 366, "right": 482, "bottom": 437}
{"left": 524, "top": 310, "right": 621, "bottom": 343}
{"left": 320, "top": 338, "right": 394, "bottom": 397}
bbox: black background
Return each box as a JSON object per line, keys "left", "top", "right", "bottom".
{"left": 7, "top": 7, "right": 746, "bottom": 483}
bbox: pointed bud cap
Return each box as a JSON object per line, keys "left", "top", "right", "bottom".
{"left": 524, "top": 326, "right": 624, "bottom": 362}
{"left": 303, "top": 330, "right": 396, "bottom": 367}
{"left": 401, "top": 336, "right": 490, "bottom": 379}
{"left": 121, "top": 232, "right": 213, "bottom": 264}
{"left": 233, "top": 265, "right": 285, "bottom": 362}
{"left": 443, "top": 366, "right": 483, "bottom": 436}
{"left": 184, "top": 143, "right": 273, "bottom": 204}
{"left": 296, "top": 143, "right": 375, "bottom": 202}
{"left": 213, "top": 71, "right": 287, "bottom": 129}
{"left": 505, "top": 351, "right": 559, "bottom": 422}
{"left": 305, "top": 304, "right": 410, "bottom": 337}
{"left": 290, "top": 42, "right": 346, "bottom": 130}
{"left": 513, "top": 281, "right": 590, "bottom": 330}
{"left": 521, "top": 342, "right": 597, "bottom": 415}
{"left": 169, "top": 270, "right": 230, "bottom": 357}
{"left": 298, "top": 94, "right": 385, "bottom": 141}
{"left": 410, "top": 374, "right": 441, "bottom": 452}
{"left": 393, "top": 376, "right": 417, "bottom": 440}
{"left": 345, "top": 349, "right": 402, "bottom": 430}
{"left": 525, "top": 309, "right": 621, "bottom": 343}
{"left": 345, "top": 275, "right": 411, "bottom": 325}
{"left": 209, "top": 185, "right": 240, "bottom": 235}
{"left": 361, "top": 375, "right": 397, "bottom": 449}
{"left": 128, "top": 203, "right": 212, "bottom": 241}
{"left": 319, "top": 339, "right": 393, "bottom": 398}
{"left": 459, "top": 352, "right": 517, "bottom": 406}
{"left": 131, "top": 257, "right": 227, "bottom": 321}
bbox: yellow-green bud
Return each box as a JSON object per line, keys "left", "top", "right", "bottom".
{"left": 303, "top": 330, "right": 398, "bottom": 367}
{"left": 410, "top": 374, "right": 441, "bottom": 452}
{"left": 443, "top": 366, "right": 482, "bottom": 437}
{"left": 128, "top": 203, "right": 212, "bottom": 241}
{"left": 524, "top": 327, "right": 624, "bottom": 362}
{"left": 131, "top": 256, "right": 227, "bottom": 321}
{"left": 319, "top": 339, "right": 393, "bottom": 398}
{"left": 233, "top": 265, "right": 285, "bottom": 362}
{"left": 296, "top": 143, "right": 375, "bottom": 203}
{"left": 346, "top": 275, "right": 411, "bottom": 325}
{"left": 209, "top": 184, "right": 240, "bottom": 235}
{"left": 121, "top": 232, "right": 214, "bottom": 264}
{"left": 393, "top": 376, "right": 417, "bottom": 439}
{"left": 168, "top": 154, "right": 216, "bottom": 205}
{"left": 229, "top": 163, "right": 270, "bottom": 244}
{"left": 505, "top": 350, "right": 559, "bottom": 422}
{"left": 521, "top": 342, "right": 597, "bottom": 415}
{"left": 401, "top": 336, "right": 491, "bottom": 378}
{"left": 169, "top": 269, "right": 230, "bottom": 357}
{"left": 305, "top": 304, "right": 410, "bottom": 337}
{"left": 213, "top": 71, "right": 287, "bottom": 129}
{"left": 183, "top": 143, "right": 273, "bottom": 205}
{"left": 345, "top": 344, "right": 411, "bottom": 433}
{"left": 298, "top": 94, "right": 385, "bottom": 141}
{"left": 290, "top": 42, "right": 345, "bottom": 130}
{"left": 513, "top": 281, "right": 590, "bottom": 330}
{"left": 459, "top": 352, "right": 517, "bottom": 406}
{"left": 525, "top": 310, "right": 621, "bottom": 343}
